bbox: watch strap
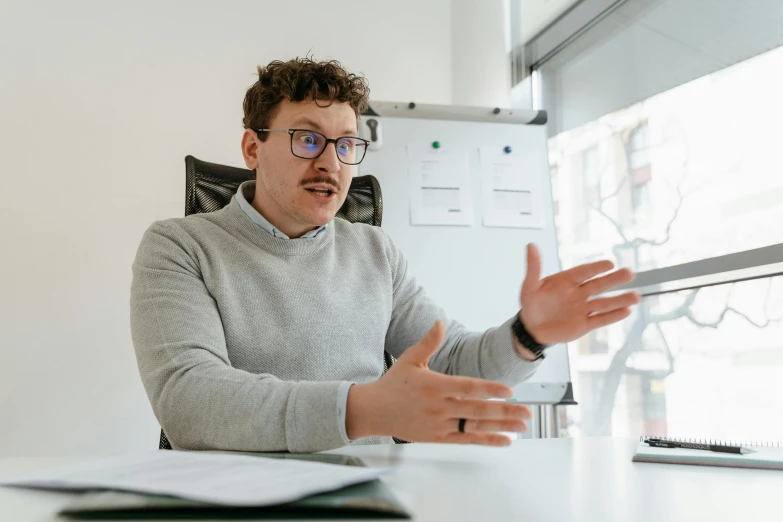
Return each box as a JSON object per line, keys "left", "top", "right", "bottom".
{"left": 511, "top": 315, "right": 548, "bottom": 360}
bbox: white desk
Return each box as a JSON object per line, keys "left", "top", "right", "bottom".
{"left": 2, "top": 437, "right": 781, "bottom": 521}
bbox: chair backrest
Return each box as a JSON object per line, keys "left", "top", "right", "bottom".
{"left": 158, "top": 156, "right": 390, "bottom": 450}
{"left": 185, "top": 155, "right": 383, "bottom": 225}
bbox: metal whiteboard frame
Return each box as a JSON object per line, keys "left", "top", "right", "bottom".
{"left": 365, "top": 100, "right": 547, "bottom": 125}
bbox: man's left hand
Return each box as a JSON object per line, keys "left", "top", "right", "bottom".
{"left": 519, "top": 243, "right": 641, "bottom": 346}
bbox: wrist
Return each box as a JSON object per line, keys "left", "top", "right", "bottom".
{"left": 346, "top": 382, "right": 386, "bottom": 439}
{"left": 512, "top": 313, "right": 549, "bottom": 360}
{"left": 512, "top": 337, "right": 540, "bottom": 361}
{"left": 518, "top": 310, "right": 546, "bottom": 344}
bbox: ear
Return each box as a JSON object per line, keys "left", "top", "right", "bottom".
{"left": 241, "top": 129, "right": 260, "bottom": 171}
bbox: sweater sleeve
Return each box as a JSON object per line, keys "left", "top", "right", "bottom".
{"left": 130, "top": 222, "right": 349, "bottom": 453}
{"left": 381, "top": 232, "right": 542, "bottom": 385}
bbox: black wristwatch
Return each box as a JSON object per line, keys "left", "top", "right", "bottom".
{"left": 511, "top": 315, "right": 549, "bottom": 360}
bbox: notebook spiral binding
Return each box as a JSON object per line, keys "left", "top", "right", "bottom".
{"left": 640, "top": 436, "right": 780, "bottom": 448}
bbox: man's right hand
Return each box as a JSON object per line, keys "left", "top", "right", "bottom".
{"left": 345, "top": 321, "right": 532, "bottom": 446}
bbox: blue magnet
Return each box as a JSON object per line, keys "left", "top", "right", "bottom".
{"left": 503, "top": 146, "right": 513, "bottom": 154}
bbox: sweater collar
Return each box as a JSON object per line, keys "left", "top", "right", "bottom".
{"left": 236, "top": 181, "right": 327, "bottom": 240}
{"left": 225, "top": 190, "right": 335, "bottom": 256}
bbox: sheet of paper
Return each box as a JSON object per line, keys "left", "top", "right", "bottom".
{"left": 407, "top": 144, "right": 474, "bottom": 226}
{"left": 479, "top": 147, "right": 544, "bottom": 229}
{"left": 0, "top": 451, "right": 392, "bottom": 507}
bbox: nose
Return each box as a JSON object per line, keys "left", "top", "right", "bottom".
{"left": 313, "top": 142, "right": 341, "bottom": 174}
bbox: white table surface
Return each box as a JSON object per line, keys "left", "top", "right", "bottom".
{"left": 2, "top": 437, "right": 781, "bottom": 521}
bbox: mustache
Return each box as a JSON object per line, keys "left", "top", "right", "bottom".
{"left": 300, "top": 176, "right": 341, "bottom": 190}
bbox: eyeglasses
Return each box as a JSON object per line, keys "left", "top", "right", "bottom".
{"left": 256, "top": 128, "right": 370, "bottom": 165}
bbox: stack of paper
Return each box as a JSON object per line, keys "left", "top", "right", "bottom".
{"left": 0, "top": 450, "right": 392, "bottom": 506}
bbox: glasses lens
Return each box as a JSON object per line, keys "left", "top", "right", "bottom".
{"left": 337, "top": 137, "right": 368, "bottom": 165}
{"left": 291, "top": 130, "right": 326, "bottom": 159}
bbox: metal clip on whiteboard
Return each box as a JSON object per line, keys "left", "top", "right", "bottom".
{"left": 360, "top": 118, "right": 383, "bottom": 151}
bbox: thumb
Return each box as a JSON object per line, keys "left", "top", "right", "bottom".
{"left": 399, "top": 321, "right": 446, "bottom": 368}
{"left": 522, "top": 243, "right": 542, "bottom": 295}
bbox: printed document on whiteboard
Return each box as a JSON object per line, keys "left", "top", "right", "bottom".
{"left": 479, "top": 147, "right": 545, "bottom": 229}
{"left": 406, "top": 144, "right": 474, "bottom": 226}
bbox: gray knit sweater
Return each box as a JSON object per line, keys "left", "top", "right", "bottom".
{"left": 130, "top": 194, "right": 541, "bottom": 453}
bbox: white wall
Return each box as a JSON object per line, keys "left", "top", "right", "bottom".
{"left": 0, "top": 0, "right": 453, "bottom": 457}
{"left": 451, "top": 0, "right": 510, "bottom": 107}
{"left": 519, "top": 0, "right": 581, "bottom": 42}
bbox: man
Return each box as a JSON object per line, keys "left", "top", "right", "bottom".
{"left": 130, "top": 58, "right": 639, "bottom": 453}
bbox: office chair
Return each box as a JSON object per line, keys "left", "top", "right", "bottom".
{"left": 159, "top": 155, "right": 396, "bottom": 450}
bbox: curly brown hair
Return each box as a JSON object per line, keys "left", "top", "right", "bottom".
{"left": 242, "top": 57, "right": 370, "bottom": 141}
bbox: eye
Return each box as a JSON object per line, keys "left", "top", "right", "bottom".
{"left": 337, "top": 139, "right": 354, "bottom": 155}
{"left": 299, "top": 134, "right": 317, "bottom": 146}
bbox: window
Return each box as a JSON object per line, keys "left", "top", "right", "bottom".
{"left": 547, "top": 43, "right": 783, "bottom": 271}
{"left": 566, "top": 277, "right": 783, "bottom": 440}
{"left": 516, "top": 0, "right": 783, "bottom": 441}
{"left": 526, "top": 0, "right": 783, "bottom": 135}
{"left": 550, "top": 164, "right": 560, "bottom": 216}
{"left": 580, "top": 146, "right": 600, "bottom": 240}
{"left": 582, "top": 147, "right": 600, "bottom": 198}
{"left": 585, "top": 326, "right": 609, "bottom": 355}
{"left": 627, "top": 124, "right": 651, "bottom": 220}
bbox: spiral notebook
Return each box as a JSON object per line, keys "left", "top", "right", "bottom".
{"left": 633, "top": 436, "right": 783, "bottom": 471}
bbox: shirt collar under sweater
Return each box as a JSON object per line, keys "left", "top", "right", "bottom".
{"left": 224, "top": 184, "right": 335, "bottom": 257}
{"left": 236, "top": 180, "right": 327, "bottom": 240}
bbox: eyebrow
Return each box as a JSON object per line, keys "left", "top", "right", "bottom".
{"left": 290, "top": 117, "right": 357, "bottom": 136}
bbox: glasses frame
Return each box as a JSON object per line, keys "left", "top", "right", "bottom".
{"left": 256, "top": 128, "right": 370, "bottom": 165}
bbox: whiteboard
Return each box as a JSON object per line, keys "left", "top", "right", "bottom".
{"left": 358, "top": 115, "right": 572, "bottom": 395}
